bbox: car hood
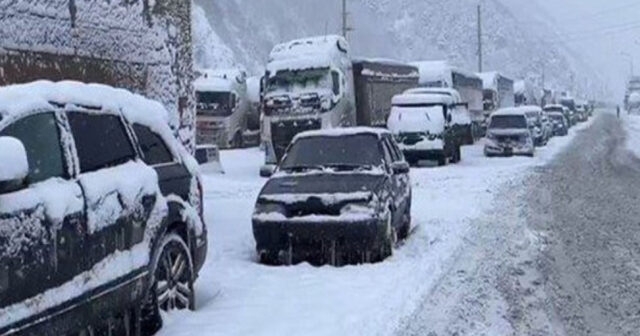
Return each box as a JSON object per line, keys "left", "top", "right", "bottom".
{"left": 260, "top": 173, "right": 385, "bottom": 198}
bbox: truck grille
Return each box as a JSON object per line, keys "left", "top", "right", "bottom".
{"left": 271, "top": 119, "right": 321, "bottom": 162}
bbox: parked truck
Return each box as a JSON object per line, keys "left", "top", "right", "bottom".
{"left": 477, "top": 72, "right": 515, "bottom": 113}
{"left": 195, "top": 68, "right": 251, "bottom": 149}
{"left": 260, "top": 35, "right": 418, "bottom": 172}
{"left": 411, "top": 61, "right": 482, "bottom": 143}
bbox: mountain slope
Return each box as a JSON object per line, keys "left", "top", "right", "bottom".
{"left": 192, "top": 0, "right": 596, "bottom": 95}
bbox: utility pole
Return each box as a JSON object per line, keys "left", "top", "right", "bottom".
{"left": 477, "top": 4, "right": 483, "bottom": 72}
{"left": 341, "top": 0, "right": 353, "bottom": 39}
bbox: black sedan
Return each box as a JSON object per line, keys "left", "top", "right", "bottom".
{"left": 253, "top": 128, "right": 412, "bottom": 266}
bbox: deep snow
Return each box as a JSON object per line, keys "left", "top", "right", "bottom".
{"left": 158, "top": 118, "right": 594, "bottom": 336}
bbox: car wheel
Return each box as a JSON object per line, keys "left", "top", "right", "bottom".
{"left": 379, "top": 210, "right": 396, "bottom": 261}
{"left": 141, "top": 233, "right": 195, "bottom": 334}
{"left": 231, "top": 132, "right": 244, "bottom": 149}
{"left": 398, "top": 202, "right": 411, "bottom": 240}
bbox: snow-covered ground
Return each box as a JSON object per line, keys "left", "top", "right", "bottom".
{"left": 158, "top": 118, "right": 595, "bottom": 336}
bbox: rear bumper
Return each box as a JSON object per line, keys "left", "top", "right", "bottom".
{"left": 252, "top": 218, "right": 386, "bottom": 260}
{"left": 402, "top": 149, "right": 445, "bottom": 162}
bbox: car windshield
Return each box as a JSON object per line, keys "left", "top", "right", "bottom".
{"left": 489, "top": 115, "right": 528, "bottom": 129}
{"left": 266, "top": 68, "right": 331, "bottom": 93}
{"left": 196, "top": 91, "right": 235, "bottom": 117}
{"left": 280, "top": 134, "right": 383, "bottom": 171}
{"left": 549, "top": 114, "right": 564, "bottom": 121}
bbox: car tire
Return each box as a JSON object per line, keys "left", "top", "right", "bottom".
{"left": 437, "top": 155, "right": 448, "bottom": 166}
{"left": 398, "top": 202, "right": 411, "bottom": 240}
{"left": 141, "top": 233, "right": 195, "bottom": 335}
{"left": 378, "top": 210, "right": 396, "bottom": 261}
{"left": 231, "top": 132, "right": 244, "bottom": 149}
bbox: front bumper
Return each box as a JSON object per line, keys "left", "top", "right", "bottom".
{"left": 252, "top": 217, "right": 386, "bottom": 263}
{"left": 484, "top": 141, "right": 534, "bottom": 156}
{"left": 402, "top": 149, "right": 445, "bottom": 162}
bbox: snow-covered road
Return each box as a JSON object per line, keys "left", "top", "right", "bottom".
{"left": 158, "top": 114, "right": 597, "bottom": 336}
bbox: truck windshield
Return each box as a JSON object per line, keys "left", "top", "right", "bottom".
{"left": 267, "top": 68, "right": 331, "bottom": 93}
{"left": 280, "top": 134, "right": 383, "bottom": 171}
{"left": 197, "top": 91, "right": 235, "bottom": 117}
{"left": 489, "top": 115, "right": 527, "bottom": 129}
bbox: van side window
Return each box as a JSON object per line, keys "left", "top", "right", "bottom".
{"left": 133, "top": 124, "right": 174, "bottom": 165}
{"left": 0, "top": 112, "right": 65, "bottom": 183}
{"left": 332, "top": 71, "right": 340, "bottom": 96}
{"left": 67, "top": 112, "right": 136, "bottom": 173}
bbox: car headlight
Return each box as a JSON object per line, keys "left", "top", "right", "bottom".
{"left": 341, "top": 202, "right": 374, "bottom": 216}
{"left": 254, "top": 202, "right": 287, "bottom": 215}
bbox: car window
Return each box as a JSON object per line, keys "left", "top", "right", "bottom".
{"left": 0, "top": 112, "right": 65, "bottom": 184}
{"left": 388, "top": 137, "right": 405, "bottom": 162}
{"left": 67, "top": 112, "right": 136, "bottom": 173}
{"left": 381, "top": 139, "right": 393, "bottom": 166}
{"left": 383, "top": 136, "right": 401, "bottom": 163}
{"left": 133, "top": 124, "right": 174, "bottom": 165}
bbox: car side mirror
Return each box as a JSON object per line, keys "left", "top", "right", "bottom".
{"left": 260, "top": 164, "right": 276, "bottom": 178}
{"left": 391, "top": 162, "right": 410, "bottom": 175}
{"left": 0, "top": 137, "right": 29, "bottom": 193}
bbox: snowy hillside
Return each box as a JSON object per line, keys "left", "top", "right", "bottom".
{"left": 192, "top": 0, "right": 596, "bottom": 94}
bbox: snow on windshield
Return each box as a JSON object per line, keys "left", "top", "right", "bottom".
{"left": 388, "top": 105, "right": 446, "bottom": 135}
{"left": 266, "top": 68, "right": 332, "bottom": 94}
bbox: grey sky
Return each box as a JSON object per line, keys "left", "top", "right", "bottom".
{"left": 530, "top": 0, "right": 640, "bottom": 100}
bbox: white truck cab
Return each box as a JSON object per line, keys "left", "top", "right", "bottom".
{"left": 195, "top": 68, "right": 250, "bottom": 149}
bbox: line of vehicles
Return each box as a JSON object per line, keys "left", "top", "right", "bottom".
{"left": 0, "top": 35, "right": 599, "bottom": 336}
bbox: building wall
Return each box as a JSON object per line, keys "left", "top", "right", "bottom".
{"left": 0, "top": 0, "right": 195, "bottom": 150}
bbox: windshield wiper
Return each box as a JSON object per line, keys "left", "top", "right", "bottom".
{"left": 325, "top": 164, "right": 374, "bottom": 172}
{"left": 281, "top": 164, "right": 325, "bottom": 172}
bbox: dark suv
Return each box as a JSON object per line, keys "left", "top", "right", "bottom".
{"left": 253, "top": 128, "right": 411, "bottom": 266}
{"left": 0, "top": 82, "right": 207, "bottom": 335}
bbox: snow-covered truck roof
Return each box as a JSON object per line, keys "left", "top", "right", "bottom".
{"left": 194, "top": 68, "right": 247, "bottom": 92}
{"left": 392, "top": 93, "right": 455, "bottom": 106}
{"left": 293, "top": 127, "right": 390, "bottom": 141}
{"left": 410, "top": 60, "right": 480, "bottom": 87}
{"left": 477, "top": 72, "right": 514, "bottom": 91}
{"left": 352, "top": 59, "right": 419, "bottom": 80}
{"left": 267, "top": 35, "right": 350, "bottom": 74}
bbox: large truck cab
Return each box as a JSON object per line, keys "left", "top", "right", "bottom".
{"left": 195, "top": 68, "right": 250, "bottom": 149}
{"left": 261, "top": 35, "right": 356, "bottom": 168}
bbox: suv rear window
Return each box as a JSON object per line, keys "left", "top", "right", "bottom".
{"left": 133, "top": 124, "right": 174, "bottom": 165}
{"left": 67, "top": 112, "right": 136, "bottom": 173}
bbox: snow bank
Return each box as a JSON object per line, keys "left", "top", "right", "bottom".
{"left": 0, "top": 137, "right": 27, "bottom": 181}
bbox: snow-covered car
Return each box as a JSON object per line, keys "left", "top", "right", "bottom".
{"left": 521, "top": 106, "right": 550, "bottom": 146}
{"left": 388, "top": 93, "right": 462, "bottom": 166}
{"left": 252, "top": 128, "right": 411, "bottom": 266}
{"left": 544, "top": 104, "right": 573, "bottom": 128}
{"left": 484, "top": 108, "right": 535, "bottom": 157}
{"left": 0, "top": 81, "right": 207, "bottom": 335}
{"left": 547, "top": 111, "right": 569, "bottom": 136}
{"left": 404, "top": 87, "right": 474, "bottom": 145}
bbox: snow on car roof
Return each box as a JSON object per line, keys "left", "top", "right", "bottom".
{"left": 404, "top": 88, "right": 462, "bottom": 102}
{"left": 392, "top": 93, "right": 454, "bottom": 106}
{"left": 492, "top": 107, "right": 532, "bottom": 117}
{"left": 0, "top": 80, "right": 169, "bottom": 127}
{"left": 293, "top": 127, "right": 389, "bottom": 141}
